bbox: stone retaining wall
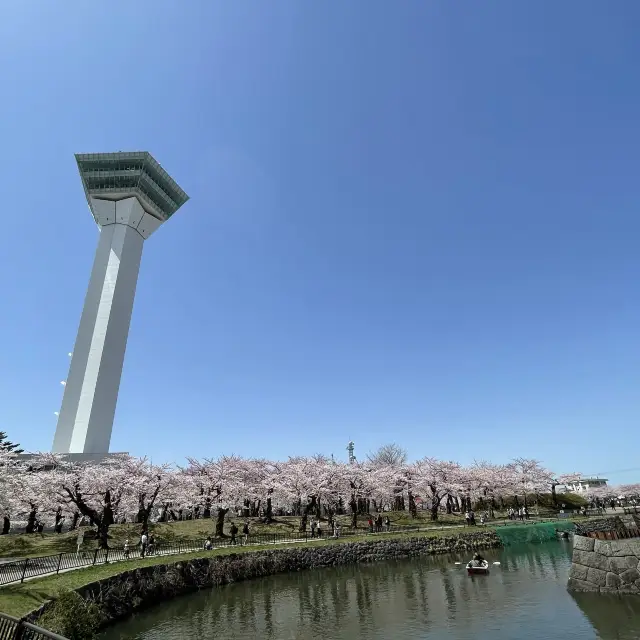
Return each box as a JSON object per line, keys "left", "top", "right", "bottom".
{"left": 568, "top": 534, "right": 640, "bottom": 594}
{"left": 35, "top": 531, "right": 501, "bottom": 627}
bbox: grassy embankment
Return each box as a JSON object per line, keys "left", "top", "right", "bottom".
{"left": 0, "top": 527, "right": 484, "bottom": 618}
{"left": 6, "top": 512, "right": 462, "bottom": 554}
{"left": 0, "top": 492, "right": 587, "bottom": 560}
{"left": 0, "top": 512, "right": 471, "bottom": 559}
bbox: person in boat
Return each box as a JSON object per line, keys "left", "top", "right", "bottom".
{"left": 472, "top": 553, "right": 485, "bottom": 567}
{"left": 555, "top": 528, "right": 569, "bottom": 539}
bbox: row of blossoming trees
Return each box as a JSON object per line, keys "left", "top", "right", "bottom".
{"left": 0, "top": 449, "right": 638, "bottom": 548}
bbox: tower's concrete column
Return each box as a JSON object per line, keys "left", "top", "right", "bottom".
{"left": 52, "top": 152, "right": 188, "bottom": 455}
{"left": 52, "top": 197, "right": 157, "bottom": 454}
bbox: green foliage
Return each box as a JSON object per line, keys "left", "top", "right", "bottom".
{"left": 540, "top": 492, "right": 587, "bottom": 509}
{"left": 38, "top": 590, "right": 104, "bottom": 640}
{"left": 0, "top": 431, "right": 23, "bottom": 454}
{"left": 498, "top": 492, "right": 587, "bottom": 510}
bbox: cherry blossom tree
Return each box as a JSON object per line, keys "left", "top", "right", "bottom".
{"left": 618, "top": 483, "right": 640, "bottom": 500}
{"left": 184, "top": 456, "right": 245, "bottom": 537}
{"left": 337, "top": 461, "right": 375, "bottom": 529}
{"left": 506, "top": 458, "right": 554, "bottom": 509}
{"left": 278, "top": 457, "right": 323, "bottom": 530}
{"left": 9, "top": 454, "right": 63, "bottom": 533}
{"left": 410, "top": 458, "right": 462, "bottom": 521}
{"left": 48, "top": 454, "right": 134, "bottom": 548}
{"left": 115, "top": 457, "right": 175, "bottom": 528}
{"left": 253, "top": 459, "right": 288, "bottom": 523}
{"left": 368, "top": 463, "right": 404, "bottom": 513}
{"left": 463, "top": 461, "right": 509, "bottom": 517}
{"left": 313, "top": 456, "right": 345, "bottom": 526}
{"left": 0, "top": 448, "right": 593, "bottom": 542}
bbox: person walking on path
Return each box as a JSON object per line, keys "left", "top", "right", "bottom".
{"left": 242, "top": 521, "right": 249, "bottom": 545}
{"left": 123, "top": 539, "right": 130, "bottom": 560}
{"left": 140, "top": 531, "right": 148, "bottom": 558}
{"left": 310, "top": 520, "right": 317, "bottom": 538}
{"left": 76, "top": 529, "right": 85, "bottom": 555}
{"left": 230, "top": 522, "right": 239, "bottom": 545}
{"left": 384, "top": 516, "right": 391, "bottom": 532}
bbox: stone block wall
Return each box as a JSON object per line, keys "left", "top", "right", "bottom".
{"left": 32, "top": 531, "right": 501, "bottom": 627}
{"left": 568, "top": 534, "right": 640, "bottom": 594}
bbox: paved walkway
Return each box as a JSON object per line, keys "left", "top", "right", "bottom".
{"left": 0, "top": 516, "right": 567, "bottom": 587}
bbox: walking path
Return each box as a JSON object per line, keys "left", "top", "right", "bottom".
{"left": 0, "top": 516, "right": 564, "bottom": 587}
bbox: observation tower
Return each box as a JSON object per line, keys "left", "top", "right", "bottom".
{"left": 52, "top": 152, "right": 189, "bottom": 455}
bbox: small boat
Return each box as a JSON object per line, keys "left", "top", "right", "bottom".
{"left": 466, "top": 560, "right": 490, "bottom": 575}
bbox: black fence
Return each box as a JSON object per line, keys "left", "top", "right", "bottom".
{"left": 0, "top": 611, "right": 68, "bottom": 640}
{"left": 0, "top": 523, "right": 435, "bottom": 587}
{"left": 0, "top": 516, "right": 566, "bottom": 587}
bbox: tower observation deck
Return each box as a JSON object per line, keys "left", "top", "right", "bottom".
{"left": 52, "top": 152, "right": 189, "bottom": 455}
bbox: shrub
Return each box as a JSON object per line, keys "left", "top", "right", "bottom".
{"left": 38, "top": 590, "right": 104, "bottom": 640}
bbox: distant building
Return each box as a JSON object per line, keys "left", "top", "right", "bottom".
{"left": 559, "top": 478, "right": 608, "bottom": 494}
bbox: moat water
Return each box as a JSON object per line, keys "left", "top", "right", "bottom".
{"left": 101, "top": 540, "right": 640, "bottom": 639}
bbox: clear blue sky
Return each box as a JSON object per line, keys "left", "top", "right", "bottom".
{"left": 2, "top": 1, "right": 639, "bottom": 483}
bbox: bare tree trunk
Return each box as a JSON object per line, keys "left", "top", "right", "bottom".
{"left": 446, "top": 495, "right": 453, "bottom": 514}
{"left": 326, "top": 504, "right": 335, "bottom": 530}
{"left": 408, "top": 491, "right": 417, "bottom": 518}
{"left": 429, "top": 488, "right": 440, "bottom": 521}
{"left": 265, "top": 497, "right": 273, "bottom": 523}
{"left": 25, "top": 506, "right": 37, "bottom": 534}
{"left": 300, "top": 497, "right": 317, "bottom": 532}
{"left": 215, "top": 507, "right": 229, "bottom": 537}
{"left": 1, "top": 516, "right": 9, "bottom": 535}
{"left": 350, "top": 496, "right": 358, "bottom": 528}
{"left": 430, "top": 502, "right": 439, "bottom": 521}
{"left": 54, "top": 508, "right": 64, "bottom": 534}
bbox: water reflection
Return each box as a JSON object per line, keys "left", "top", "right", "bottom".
{"left": 571, "top": 592, "right": 640, "bottom": 640}
{"left": 101, "top": 542, "right": 640, "bottom": 640}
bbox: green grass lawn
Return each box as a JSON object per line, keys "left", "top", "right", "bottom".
{"left": 0, "top": 512, "right": 468, "bottom": 559}
{"left": 0, "top": 502, "right": 581, "bottom": 560}
{"left": 0, "top": 527, "right": 483, "bottom": 618}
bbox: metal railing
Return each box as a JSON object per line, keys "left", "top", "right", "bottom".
{"left": 0, "top": 516, "right": 563, "bottom": 587}
{"left": 0, "top": 611, "right": 68, "bottom": 640}
{"left": 0, "top": 525, "right": 422, "bottom": 587}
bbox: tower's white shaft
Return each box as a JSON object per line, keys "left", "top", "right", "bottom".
{"left": 52, "top": 197, "right": 151, "bottom": 454}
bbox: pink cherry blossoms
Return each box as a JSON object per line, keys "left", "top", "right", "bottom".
{"left": 0, "top": 451, "right": 634, "bottom": 547}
